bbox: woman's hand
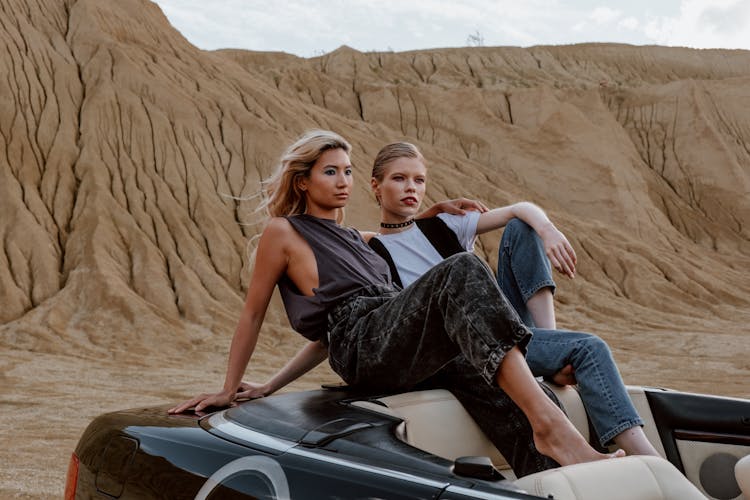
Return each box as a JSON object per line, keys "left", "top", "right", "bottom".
{"left": 419, "top": 198, "right": 489, "bottom": 218}
{"left": 168, "top": 389, "right": 236, "bottom": 414}
{"left": 235, "top": 381, "right": 272, "bottom": 400}
{"left": 539, "top": 224, "right": 577, "bottom": 279}
{"left": 167, "top": 381, "right": 273, "bottom": 415}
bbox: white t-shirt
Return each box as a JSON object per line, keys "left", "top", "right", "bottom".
{"left": 374, "top": 212, "right": 480, "bottom": 287}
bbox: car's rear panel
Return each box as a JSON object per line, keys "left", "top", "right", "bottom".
{"left": 71, "top": 392, "right": 536, "bottom": 499}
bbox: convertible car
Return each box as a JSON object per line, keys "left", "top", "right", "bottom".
{"left": 66, "top": 382, "right": 750, "bottom": 499}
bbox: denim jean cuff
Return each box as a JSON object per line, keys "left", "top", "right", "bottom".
{"left": 597, "top": 418, "right": 645, "bottom": 446}
{"left": 521, "top": 279, "right": 557, "bottom": 303}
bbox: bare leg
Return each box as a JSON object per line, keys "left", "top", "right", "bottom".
{"left": 526, "top": 287, "right": 556, "bottom": 329}
{"left": 527, "top": 287, "right": 577, "bottom": 386}
{"left": 496, "top": 346, "right": 625, "bottom": 466}
{"left": 613, "top": 427, "right": 661, "bottom": 457}
{"left": 520, "top": 262, "right": 652, "bottom": 457}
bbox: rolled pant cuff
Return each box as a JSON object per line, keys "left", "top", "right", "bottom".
{"left": 598, "top": 418, "right": 645, "bottom": 446}
{"left": 481, "top": 328, "right": 533, "bottom": 386}
{"left": 521, "top": 279, "right": 557, "bottom": 303}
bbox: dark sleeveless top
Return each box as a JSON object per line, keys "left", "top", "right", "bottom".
{"left": 277, "top": 214, "right": 392, "bottom": 341}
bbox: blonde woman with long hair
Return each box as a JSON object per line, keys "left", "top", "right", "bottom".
{"left": 170, "top": 130, "right": 624, "bottom": 467}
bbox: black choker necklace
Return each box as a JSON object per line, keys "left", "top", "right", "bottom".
{"left": 380, "top": 219, "right": 415, "bottom": 229}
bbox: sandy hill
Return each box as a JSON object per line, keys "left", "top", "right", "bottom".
{"left": 1, "top": 0, "right": 748, "bottom": 497}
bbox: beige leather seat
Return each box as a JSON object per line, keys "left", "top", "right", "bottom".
{"left": 356, "top": 385, "right": 591, "bottom": 476}
{"left": 354, "top": 388, "right": 706, "bottom": 499}
{"left": 737, "top": 454, "right": 750, "bottom": 498}
{"left": 367, "top": 389, "right": 508, "bottom": 467}
{"left": 515, "top": 455, "right": 706, "bottom": 499}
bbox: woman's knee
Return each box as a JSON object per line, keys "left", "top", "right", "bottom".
{"left": 501, "top": 218, "right": 543, "bottom": 256}
{"left": 442, "top": 252, "right": 496, "bottom": 289}
{"left": 580, "top": 334, "right": 613, "bottom": 359}
{"left": 446, "top": 251, "right": 485, "bottom": 270}
{"left": 506, "top": 217, "right": 532, "bottom": 233}
{"left": 503, "top": 218, "right": 534, "bottom": 241}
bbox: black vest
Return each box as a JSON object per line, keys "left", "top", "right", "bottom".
{"left": 368, "top": 217, "right": 464, "bottom": 288}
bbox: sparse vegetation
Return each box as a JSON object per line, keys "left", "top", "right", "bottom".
{"left": 467, "top": 30, "right": 484, "bottom": 47}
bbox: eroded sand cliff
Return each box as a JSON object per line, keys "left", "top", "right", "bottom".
{"left": 1, "top": 0, "right": 749, "bottom": 496}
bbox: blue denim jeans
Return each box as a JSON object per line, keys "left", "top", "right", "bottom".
{"left": 498, "top": 218, "right": 644, "bottom": 445}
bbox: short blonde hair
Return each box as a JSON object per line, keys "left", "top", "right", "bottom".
{"left": 371, "top": 142, "right": 425, "bottom": 182}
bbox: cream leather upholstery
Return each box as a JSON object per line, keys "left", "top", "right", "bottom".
{"left": 372, "top": 389, "right": 508, "bottom": 467}
{"left": 736, "top": 454, "right": 750, "bottom": 498}
{"left": 353, "top": 388, "right": 710, "bottom": 498}
{"left": 676, "top": 440, "right": 750, "bottom": 499}
{"left": 354, "top": 388, "right": 705, "bottom": 498}
{"left": 354, "top": 385, "right": 592, "bottom": 482}
{"left": 365, "top": 384, "right": 591, "bottom": 469}
{"left": 515, "top": 455, "right": 707, "bottom": 500}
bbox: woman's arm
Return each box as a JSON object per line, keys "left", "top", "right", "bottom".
{"left": 418, "top": 197, "right": 489, "bottom": 219}
{"left": 236, "top": 340, "right": 329, "bottom": 398}
{"left": 168, "top": 219, "right": 290, "bottom": 413}
{"left": 476, "top": 202, "right": 577, "bottom": 278}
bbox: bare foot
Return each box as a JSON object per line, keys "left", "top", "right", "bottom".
{"left": 534, "top": 417, "right": 626, "bottom": 466}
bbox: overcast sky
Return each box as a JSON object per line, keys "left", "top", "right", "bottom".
{"left": 152, "top": 0, "right": 750, "bottom": 57}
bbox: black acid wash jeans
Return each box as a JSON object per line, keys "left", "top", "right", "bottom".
{"left": 327, "top": 253, "right": 559, "bottom": 476}
{"left": 327, "top": 253, "right": 531, "bottom": 390}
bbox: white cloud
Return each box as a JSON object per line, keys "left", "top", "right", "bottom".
{"left": 619, "top": 16, "right": 640, "bottom": 31}
{"left": 642, "top": 0, "right": 750, "bottom": 49}
{"left": 589, "top": 7, "right": 622, "bottom": 24}
{"left": 571, "top": 21, "right": 587, "bottom": 33}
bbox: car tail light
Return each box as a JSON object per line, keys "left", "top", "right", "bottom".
{"left": 65, "top": 452, "right": 79, "bottom": 500}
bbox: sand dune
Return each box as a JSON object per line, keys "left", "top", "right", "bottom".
{"left": 1, "top": 0, "right": 749, "bottom": 497}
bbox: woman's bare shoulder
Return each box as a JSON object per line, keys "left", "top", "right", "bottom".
{"left": 265, "top": 216, "right": 292, "bottom": 231}
{"left": 258, "top": 217, "right": 297, "bottom": 245}
{"left": 359, "top": 230, "right": 377, "bottom": 243}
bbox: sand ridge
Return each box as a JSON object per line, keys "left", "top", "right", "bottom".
{"left": 1, "top": 0, "right": 749, "bottom": 497}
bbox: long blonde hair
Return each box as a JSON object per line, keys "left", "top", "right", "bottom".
{"left": 260, "top": 130, "right": 352, "bottom": 224}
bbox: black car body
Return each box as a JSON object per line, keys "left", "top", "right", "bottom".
{"left": 67, "top": 384, "right": 750, "bottom": 499}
